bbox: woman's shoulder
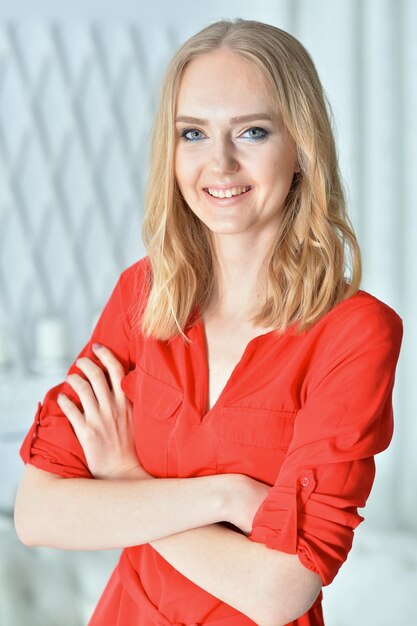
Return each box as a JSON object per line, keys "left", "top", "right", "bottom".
{"left": 332, "top": 287, "right": 402, "bottom": 325}
{"left": 116, "top": 255, "right": 151, "bottom": 298}
{"left": 115, "top": 256, "right": 151, "bottom": 323}
{"left": 315, "top": 286, "right": 403, "bottom": 349}
{"left": 119, "top": 255, "right": 151, "bottom": 285}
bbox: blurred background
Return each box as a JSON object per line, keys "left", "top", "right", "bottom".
{"left": 0, "top": 0, "right": 416, "bottom": 624}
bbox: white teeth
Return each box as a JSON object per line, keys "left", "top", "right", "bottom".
{"left": 206, "top": 186, "right": 251, "bottom": 198}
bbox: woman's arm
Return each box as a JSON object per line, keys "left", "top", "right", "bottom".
{"left": 16, "top": 464, "right": 311, "bottom": 626}
{"left": 14, "top": 345, "right": 234, "bottom": 549}
{"left": 15, "top": 345, "right": 270, "bottom": 550}
{"left": 14, "top": 464, "right": 233, "bottom": 550}
{"left": 150, "top": 524, "right": 321, "bottom": 626}
{"left": 15, "top": 343, "right": 315, "bottom": 624}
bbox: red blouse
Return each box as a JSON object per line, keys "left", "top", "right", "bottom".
{"left": 20, "top": 256, "right": 403, "bottom": 626}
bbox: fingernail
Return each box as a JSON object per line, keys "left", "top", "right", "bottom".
{"left": 92, "top": 343, "right": 102, "bottom": 350}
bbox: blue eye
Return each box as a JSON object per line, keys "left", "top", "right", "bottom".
{"left": 180, "top": 129, "right": 205, "bottom": 142}
{"left": 179, "top": 126, "right": 270, "bottom": 143}
{"left": 242, "top": 127, "right": 269, "bottom": 141}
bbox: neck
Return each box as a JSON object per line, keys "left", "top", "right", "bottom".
{"left": 207, "top": 234, "right": 273, "bottom": 320}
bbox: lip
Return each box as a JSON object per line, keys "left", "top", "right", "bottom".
{"left": 203, "top": 186, "right": 253, "bottom": 207}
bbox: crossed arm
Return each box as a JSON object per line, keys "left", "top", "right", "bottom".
{"left": 14, "top": 346, "right": 321, "bottom": 626}
{"left": 149, "top": 518, "right": 321, "bottom": 626}
{"left": 15, "top": 464, "right": 321, "bottom": 626}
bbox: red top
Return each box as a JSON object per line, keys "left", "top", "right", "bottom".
{"left": 20, "top": 256, "right": 403, "bottom": 626}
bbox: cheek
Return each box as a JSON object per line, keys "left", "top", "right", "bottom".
{"left": 271, "top": 154, "right": 297, "bottom": 189}
{"left": 174, "top": 156, "right": 202, "bottom": 214}
{"left": 174, "top": 151, "right": 184, "bottom": 184}
{"left": 175, "top": 150, "right": 200, "bottom": 191}
{"left": 268, "top": 136, "right": 298, "bottom": 182}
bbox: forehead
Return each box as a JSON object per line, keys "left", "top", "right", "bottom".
{"left": 175, "top": 49, "right": 279, "bottom": 117}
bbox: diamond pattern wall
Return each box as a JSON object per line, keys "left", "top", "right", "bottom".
{"left": 0, "top": 21, "right": 179, "bottom": 373}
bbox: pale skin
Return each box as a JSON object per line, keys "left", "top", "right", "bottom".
{"left": 14, "top": 49, "right": 322, "bottom": 626}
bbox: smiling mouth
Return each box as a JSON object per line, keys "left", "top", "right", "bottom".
{"left": 203, "top": 186, "right": 252, "bottom": 199}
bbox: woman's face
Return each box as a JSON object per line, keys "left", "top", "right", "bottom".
{"left": 174, "top": 48, "right": 299, "bottom": 240}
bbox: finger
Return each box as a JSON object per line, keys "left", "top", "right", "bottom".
{"left": 74, "top": 357, "right": 114, "bottom": 409}
{"left": 91, "top": 344, "right": 127, "bottom": 404}
{"left": 57, "top": 393, "right": 85, "bottom": 437}
{"left": 66, "top": 373, "right": 102, "bottom": 422}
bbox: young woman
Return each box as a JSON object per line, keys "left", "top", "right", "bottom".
{"left": 14, "top": 18, "right": 403, "bottom": 626}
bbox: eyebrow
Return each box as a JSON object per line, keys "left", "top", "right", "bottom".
{"left": 175, "top": 113, "right": 275, "bottom": 124}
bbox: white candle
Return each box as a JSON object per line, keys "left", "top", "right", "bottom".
{"left": 35, "top": 316, "right": 69, "bottom": 361}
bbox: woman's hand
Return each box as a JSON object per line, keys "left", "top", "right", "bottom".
{"left": 57, "top": 344, "right": 151, "bottom": 480}
{"left": 226, "top": 474, "right": 272, "bottom": 536}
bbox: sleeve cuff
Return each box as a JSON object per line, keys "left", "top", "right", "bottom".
{"left": 19, "top": 401, "right": 92, "bottom": 479}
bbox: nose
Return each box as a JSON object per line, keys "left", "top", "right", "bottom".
{"left": 209, "top": 136, "right": 239, "bottom": 174}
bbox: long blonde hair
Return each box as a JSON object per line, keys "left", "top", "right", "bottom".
{"left": 136, "top": 18, "right": 362, "bottom": 341}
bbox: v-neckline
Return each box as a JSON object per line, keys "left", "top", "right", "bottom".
{"left": 193, "top": 304, "right": 279, "bottom": 422}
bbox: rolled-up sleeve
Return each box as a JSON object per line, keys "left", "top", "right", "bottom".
{"left": 247, "top": 301, "right": 403, "bottom": 586}
{"left": 19, "top": 262, "right": 142, "bottom": 478}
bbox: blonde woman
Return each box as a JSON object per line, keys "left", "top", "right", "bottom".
{"left": 15, "top": 19, "right": 403, "bottom": 626}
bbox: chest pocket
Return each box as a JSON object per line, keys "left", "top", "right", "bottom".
{"left": 216, "top": 406, "right": 297, "bottom": 484}
{"left": 121, "top": 363, "right": 183, "bottom": 477}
